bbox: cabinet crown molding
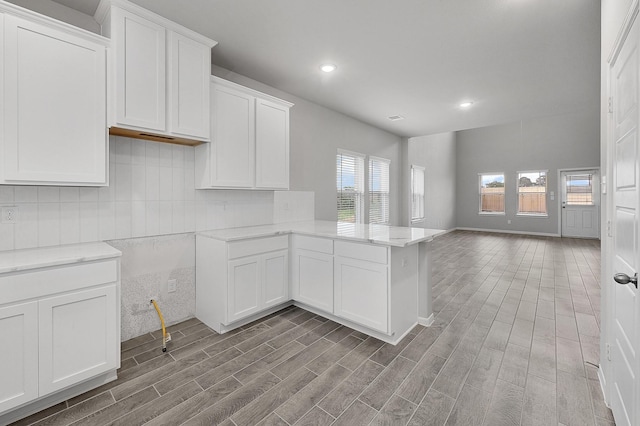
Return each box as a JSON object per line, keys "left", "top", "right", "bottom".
{"left": 95, "top": 0, "right": 217, "bottom": 48}
{"left": 211, "top": 76, "right": 294, "bottom": 108}
{"left": 0, "top": 1, "right": 109, "bottom": 46}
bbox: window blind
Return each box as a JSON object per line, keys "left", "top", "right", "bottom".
{"left": 336, "top": 151, "right": 365, "bottom": 223}
{"left": 369, "top": 157, "right": 390, "bottom": 224}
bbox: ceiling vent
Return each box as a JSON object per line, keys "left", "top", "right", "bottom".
{"left": 388, "top": 115, "right": 405, "bottom": 121}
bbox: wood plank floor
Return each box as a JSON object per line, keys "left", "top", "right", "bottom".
{"left": 12, "top": 231, "right": 614, "bottom": 426}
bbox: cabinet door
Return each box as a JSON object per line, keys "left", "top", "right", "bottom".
{"left": 210, "top": 84, "right": 255, "bottom": 187}
{"left": 293, "top": 249, "right": 334, "bottom": 313}
{"left": 227, "top": 255, "right": 261, "bottom": 323}
{"left": 113, "top": 8, "right": 166, "bottom": 131}
{"left": 0, "top": 302, "right": 38, "bottom": 413}
{"left": 38, "top": 285, "right": 118, "bottom": 395}
{"left": 334, "top": 256, "right": 388, "bottom": 333}
{"left": 2, "top": 15, "right": 107, "bottom": 185}
{"left": 169, "top": 31, "right": 210, "bottom": 140}
{"left": 263, "top": 250, "right": 289, "bottom": 308}
{"left": 255, "top": 98, "right": 289, "bottom": 189}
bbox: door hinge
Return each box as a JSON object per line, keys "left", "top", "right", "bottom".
{"left": 606, "top": 343, "right": 611, "bottom": 361}
{"left": 608, "top": 97, "right": 614, "bottom": 114}
{"left": 607, "top": 220, "right": 612, "bottom": 237}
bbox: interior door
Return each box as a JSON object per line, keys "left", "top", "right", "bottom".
{"left": 609, "top": 15, "right": 640, "bottom": 426}
{"left": 561, "top": 170, "right": 600, "bottom": 238}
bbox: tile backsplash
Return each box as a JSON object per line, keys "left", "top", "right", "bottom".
{"left": 0, "top": 136, "right": 314, "bottom": 252}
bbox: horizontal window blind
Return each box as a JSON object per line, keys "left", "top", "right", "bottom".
{"left": 411, "top": 166, "right": 425, "bottom": 221}
{"left": 369, "top": 157, "right": 390, "bottom": 224}
{"left": 337, "top": 151, "right": 365, "bottom": 223}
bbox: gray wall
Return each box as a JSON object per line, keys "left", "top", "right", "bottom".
{"left": 455, "top": 109, "right": 600, "bottom": 235}
{"left": 407, "top": 133, "right": 457, "bottom": 230}
{"left": 212, "top": 66, "right": 404, "bottom": 225}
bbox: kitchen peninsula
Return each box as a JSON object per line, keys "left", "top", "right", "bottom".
{"left": 196, "top": 220, "right": 445, "bottom": 344}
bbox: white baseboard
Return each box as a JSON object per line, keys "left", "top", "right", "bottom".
{"left": 455, "top": 227, "right": 560, "bottom": 238}
{"left": 598, "top": 366, "right": 610, "bottom": 407}
{"left": 418, "top": 314, "right": 434, "bottom": 327}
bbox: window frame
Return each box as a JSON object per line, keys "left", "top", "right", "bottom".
{"left": 516, "top": 169, "right": 548, "bottom": 217}
{"left": 369, "top": 156, "right": 391, "bottom": 224}
{"left": 478, "top": 172, "right": 506, "bottom": 215}
{"left": 336, "top": 149, "right": 366, "bottom": 224}
{"left": 411, "top": 165, "right": 425, "bottom": 223}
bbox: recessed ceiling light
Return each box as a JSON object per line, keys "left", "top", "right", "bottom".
{"left": 320, "top": 64, "right": 337, "bottom": 73}
{"left": 459, "top": 101, "right": 474, "bottom": 108}
{"left": 388, "top": 115, "right": 405, "bottom": 121}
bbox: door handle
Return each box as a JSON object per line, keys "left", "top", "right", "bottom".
{"left": 614, "top": 272, "right": 638, "bottom": 288}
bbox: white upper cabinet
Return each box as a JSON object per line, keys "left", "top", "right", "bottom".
{"left": 112, "top": 7, "right": 166, "bottom": 132}
{"left": 96, "top": 0, "right": 216, "bottom": 145}
{"left": 0, "top": 6, "right": 109, "bottom": 186}
{"left": 196, "top": 77, "right": 293, "bottom": 189}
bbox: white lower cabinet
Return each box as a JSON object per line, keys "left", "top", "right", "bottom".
{"left": 334, "top": 256, "right": 388, "bottom": 333}
{"left": 293, "top": 249, "right": 334, "bottom": 313}
{"left": 0, "top": 244, "right": 121, "bottom": 423}
{"left": 38, "top": 285, "right": 118, "bottom": 395}
{"left": 0, "top": 302, "right": 38, "bottom": 413}
{"left": 196, "top": 235, "right": 289, "bottom": 332}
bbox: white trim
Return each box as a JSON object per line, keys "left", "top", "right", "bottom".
{"left": 456, "top": 227, "right": 560, "bottom": 238}
{"left": 210, "top": 76, "right": 294, "bottom": 108}
{"left": 608, "top": 0, "right": 640, "bottom": 64}
{"left": 478, "top": 212, "right": 506, "bottom": 216}
{"left": 369, "top": 156, "right": 391, "bottom": 165}
{"left": 515, "top": 213, "right": 548, "bottom": 218}
{"left": 418, "top": 314, "right": 434, "bottom": 327}
{"left": 516, "top": 170, "right": 548, "bottom": 216}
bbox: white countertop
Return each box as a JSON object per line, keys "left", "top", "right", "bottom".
{"left": 0, "top": 242, "right": 122, "bottom": 274}
{"left": 198, "top": 220, "right": 447, "bottom": 247}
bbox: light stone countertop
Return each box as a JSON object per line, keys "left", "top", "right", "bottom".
{"left": 198, "top": 220, "right": 447, "bottom": 247}
{"left": 0, "top": 242, "right": 122, "bottom": 274}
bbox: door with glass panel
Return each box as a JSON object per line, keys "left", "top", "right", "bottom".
{"left": 560, "top": 170, "right": 600, "bottom": 238}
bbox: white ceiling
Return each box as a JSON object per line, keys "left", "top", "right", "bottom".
{"left": 54, "top": 0, "right": 601, "bottom": 138}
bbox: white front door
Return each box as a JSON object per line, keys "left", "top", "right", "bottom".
{"left": 609, "top": 13, "right": 640, "bottom": 426}
{"left": 561, "top": 170, "right": 600, "bottom": 238}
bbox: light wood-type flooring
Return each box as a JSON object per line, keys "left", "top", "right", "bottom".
{"left": 12, "top": 231, "right": 613, "bottom": 425}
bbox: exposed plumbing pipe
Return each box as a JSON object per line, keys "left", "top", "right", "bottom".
{"left": 150, "top": 299, "right": 171, "bottom": 352}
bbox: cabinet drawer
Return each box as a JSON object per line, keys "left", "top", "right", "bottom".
{"left": 227, "top": 235, "right": 288, "bottom": 259}
{"left": 335, "top": 240, "right": 388, "bottom": 264}
{"left": 294, "top": 235, "right": 333, "bottom": 254}
{"left": 0, "top": 260, "right": 118, "bottom": 305}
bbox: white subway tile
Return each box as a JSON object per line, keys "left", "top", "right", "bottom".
{"left": 184, "top": 200, "right": 195, "bottom": 232}
{"left": 0, "top": 186, "right": 15, "bottom": 203}
{"left": 79, "top": 187, "right": 99, "bottom": 202}
{"left": 37, "top": 187, "right": 59, "bottom": 203}
{"left": 172, "top": 202, "right": 185, "bottom": 233}
{"left": 159, "top": 144, "right": 173, "bottom": 168}
{"left": 0, "top": 223, "right": 14, "bottom": 251}
{"left": 145, "top": 141, "right": 159, "bottom": 167}
{"left": 59, "top": 187, "right": 80, "bottom": 203}
{"left": 14, "top": 203, "right": 38, "bottom": 249}
{"left": 115, "top": 163, "right": 133, "bottom": 201}
{"left": 131, "top": 139, "right": 146, "bottom": 165}
{"left": 132, "top": 164, "right": 146, "bottom": 201}
{"left": 159, "top": 201, "right": 172, "bottom": 234}
{"left": 38, "top": 203, "right": 60, "bottom": 247}
{"left": 98, "top": 201, "right": 115, "bottom": 241}
{"left": 79, "top": 202, "right": 99, "bottom": 243}
{"left": 184, "top": 168, "right": 195, "bottom": 201}
{"left": 60, "top": 202, "right": 80, "bottom": 245}
{"left": 115, "top": 138, "right": 132, "bottom": 164}
{"left": 115, "top": 201, "right": 132, "bottom": 239}
{"left": 172, "top": 167, "right": 185, "bottom": 201}
{"left": 195, "top": 201, "right": 206, "bottom": 231}
{"left": 159, "top": 166, "right": 173, "bottom": 201}
{"left": 15, "top": 187, "right": 38, "bottom": 203}
{"left": 173, "top": 145, "right": 184, "bottom": 168}
{"left": 131, "top": 201, "right": 146, "bottom": 237}
{"left": 146, "top": 201, "right": 160, "bottom": 235}
{"left": 184, "top": 146, "right": 195, "bottom": 166}
{"left": 146, "top": 165, "right": 160, "bottom": 201}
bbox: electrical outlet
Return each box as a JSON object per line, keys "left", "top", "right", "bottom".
{"left": 507, "top": 219, "right": 511, "bottom": 225}
{"left": 168, "top": 279, "right": 177, "bottom": 293}
{"left": 2, "top": 206, "right": 19, "bottom": 224}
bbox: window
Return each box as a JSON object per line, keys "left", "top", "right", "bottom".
{"left": 479, "top": 173, "right": 505, "bottom": 214}
{"left": 566, "top": 173, "right": 594, "bottom": 205}
{"left": 336, "top": 150, "right": 365, "bottom": 223}
{"left": 517, "top": 170, "right": 547, "bottom": 215}
{"left": 411, "top": 165, "right": 425, "bottom": 222}
{"left": 369, "top": 157, "right": 390, "bottom": 224}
